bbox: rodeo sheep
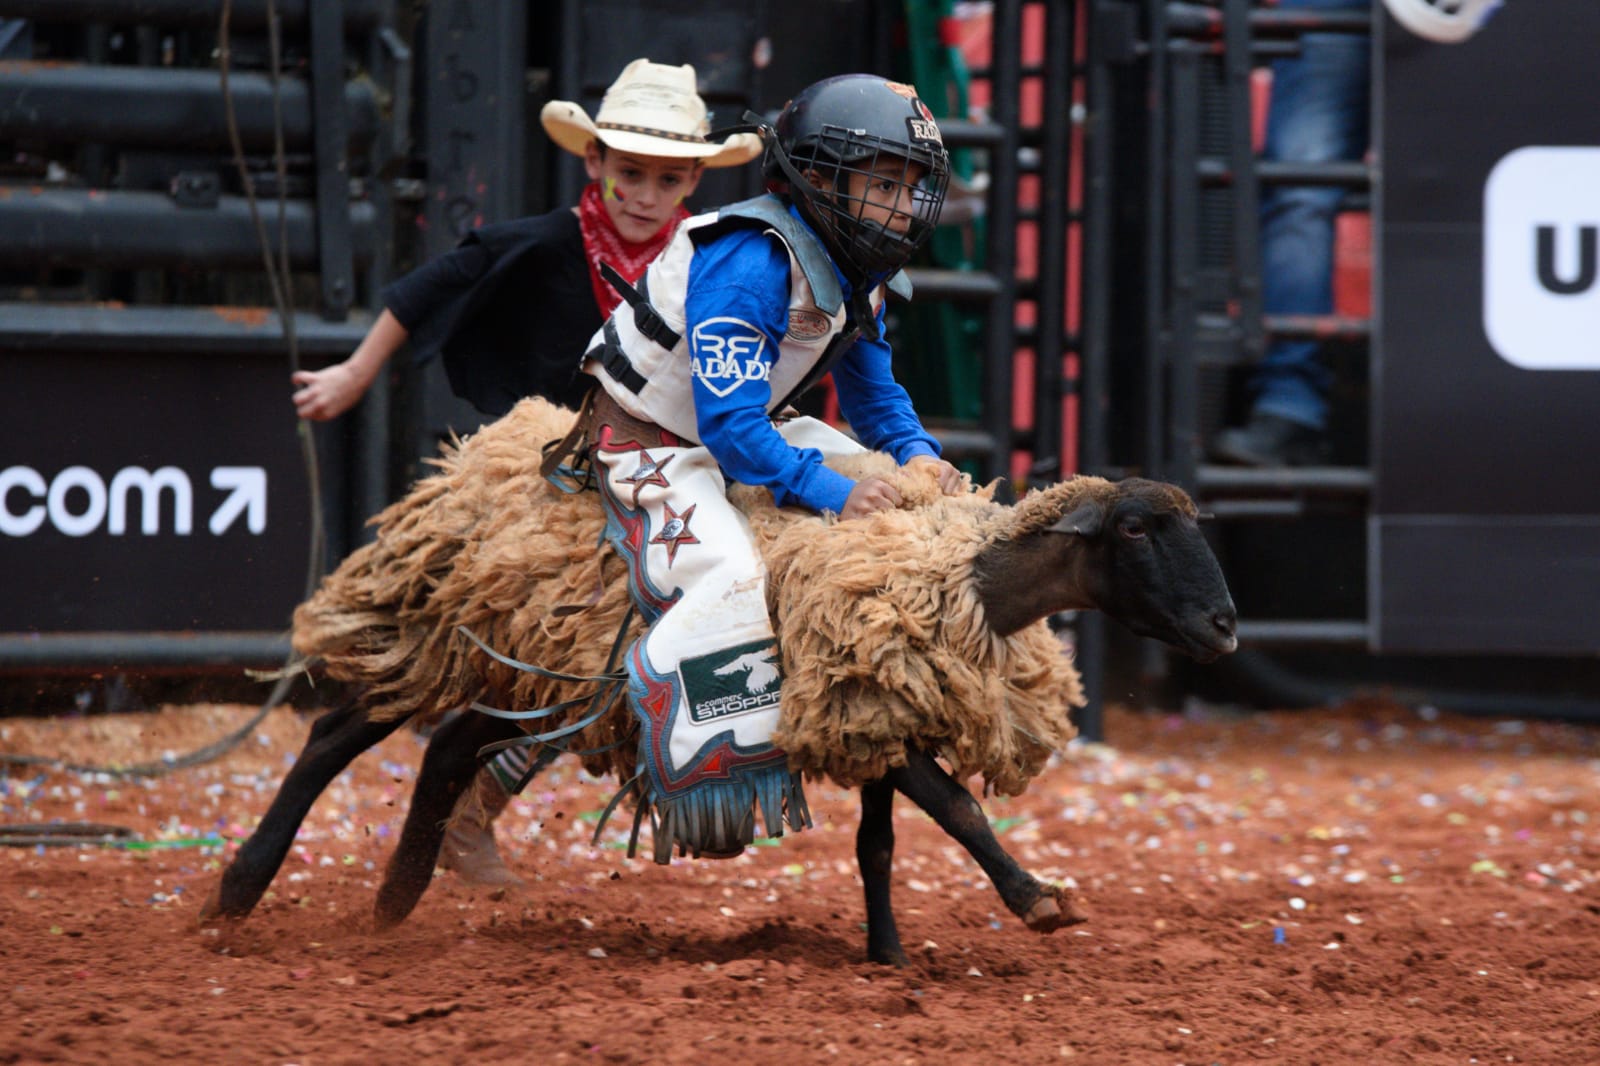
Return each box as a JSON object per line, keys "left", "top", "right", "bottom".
{"left": 202, "top": 397, "right": 1237, "bottom": 965}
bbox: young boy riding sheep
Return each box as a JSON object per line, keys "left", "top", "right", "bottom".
{"left": 563, "top": 74, "right": 964, "bottom": 860}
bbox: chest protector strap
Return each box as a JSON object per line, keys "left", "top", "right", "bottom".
{"left": 689, "top": 197, "right": 847, "bottom": 314}
{"left": 598, "top": 260, "right": 683, "bottom": 351}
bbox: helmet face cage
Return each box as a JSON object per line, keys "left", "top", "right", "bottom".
{"left": 769, "top": 76, "right": 953, "bottom": 280}
{"left": 788, "top": 125, "right": 950, "bottom": 279}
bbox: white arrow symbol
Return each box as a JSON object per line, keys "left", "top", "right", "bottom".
{"left": 209, "top": 466, "right": 267, "bottom": 535}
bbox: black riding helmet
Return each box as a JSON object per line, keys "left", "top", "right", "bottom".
{"left": 763, "top": 74, "right": 951, "bottom": 286}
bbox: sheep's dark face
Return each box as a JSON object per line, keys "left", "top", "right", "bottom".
{"left": 1054, "top": 481, "right": 1238, "bottom": 662}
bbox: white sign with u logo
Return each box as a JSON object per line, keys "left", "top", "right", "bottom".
{"left": 1483, "top": 146, "right": 1600, "bottom": 370}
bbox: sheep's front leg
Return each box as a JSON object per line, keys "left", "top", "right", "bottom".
{"left": 857, "top": 777, "right": 907, "bottom": 966}
{"left": 887, "top": 748, "right": 1088, "bottom": 934}
{"left": 201, "top": 695, "right": 403, "bottom": 924}
{"left": 373, "top": 710, "right": 525, "bottom": 929}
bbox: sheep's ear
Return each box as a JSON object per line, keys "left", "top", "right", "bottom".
{"left": 1049, "top": 501, "right": 1103, "bottom": 536}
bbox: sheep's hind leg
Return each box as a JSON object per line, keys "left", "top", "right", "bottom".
{"left": 373, "top": 710, "right": 528, "bottom": 929}
{"left": 857, "top": 777, "right": 907, "bottom": 966}
{"left": 200, "top": 694, "right": 403, "bottom": 924}
{"left": 887, "top": 748, "right": 1088, "bottom": 934}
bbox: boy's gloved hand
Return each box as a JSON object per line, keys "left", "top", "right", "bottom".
{"left": 905, "top": 454, "right": 965, "bottom": 496}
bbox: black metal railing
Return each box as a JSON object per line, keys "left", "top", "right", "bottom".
{"left": 1077, "top": 0, "right": 1379, "bottom": 710}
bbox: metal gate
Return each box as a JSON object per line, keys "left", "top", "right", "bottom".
{"left": 1079, "top": 0, "right": 1600, "bottom": 716}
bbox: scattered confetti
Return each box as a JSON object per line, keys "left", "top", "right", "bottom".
{"left": 6, "top": 697, "right": 1600, "bottom": 1061}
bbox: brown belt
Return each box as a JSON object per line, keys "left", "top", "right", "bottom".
{"left": 538, "top": 381, "right": 687, "bottom": 485}
{"left": 589, "top": 386, "right": 694, "bottom": 449}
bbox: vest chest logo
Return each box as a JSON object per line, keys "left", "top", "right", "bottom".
{"left": 690, "top": 317, "right": 772, "bottom": 398}
{"left": 786, "top": 308, "right": 832, "bottom": 341}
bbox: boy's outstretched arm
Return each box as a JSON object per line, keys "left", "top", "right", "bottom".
{"left": 292, "top": 309, "right": 409, "bottom": 421}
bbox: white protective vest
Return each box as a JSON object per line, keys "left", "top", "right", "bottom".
{"left": 584, "top": 197, "right": 909, "bottom": 443}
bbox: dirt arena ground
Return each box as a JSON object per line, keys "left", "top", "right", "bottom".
{"left": 4, "top": 696, "right": 1600, "bottom": 1065}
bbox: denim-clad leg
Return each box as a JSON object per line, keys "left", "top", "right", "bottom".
{"left": 1251, "top": 0, "right": 1371, "bottom": 432}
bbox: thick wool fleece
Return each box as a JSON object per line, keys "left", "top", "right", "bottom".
{"left": 291, "top": 399, "right": 641, "bottom": 781}
{"left": 756, "top": 488, "right": 1085, "bottom": 796}
{"left": 293, "top": 398, "right": 1087, "bottom": 792}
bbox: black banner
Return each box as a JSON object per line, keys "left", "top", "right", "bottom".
{"left": 1375, "top": 0, "right": 1600, "bottom": 653}
{"left": 2, "top": 352, "right": 315, "bottom": 633}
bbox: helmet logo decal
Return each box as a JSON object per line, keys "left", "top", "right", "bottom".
{"left": 907, "top": 116, "right": 942, "bottom": 146}
{"left": 884, "top": 81, "right": 942, "bottom": 146}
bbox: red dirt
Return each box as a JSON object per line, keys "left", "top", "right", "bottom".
{"left": 4, "top": 697, "right": 1600, "bottom": 1064}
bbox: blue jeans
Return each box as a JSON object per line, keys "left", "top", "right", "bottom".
{"left": 1251, "top": 0, "right": 1371, "bottom": 431}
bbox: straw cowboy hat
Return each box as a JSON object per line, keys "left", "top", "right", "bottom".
{"left": 540, "top": 58, "right": 763, "bottom": 168}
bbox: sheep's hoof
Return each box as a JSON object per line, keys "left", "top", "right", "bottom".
{"left": 1022, "top": 884, "right": 1089, "bottom": 934}
{"left": 196, "top": 886, "right": 246, "bottom": 926}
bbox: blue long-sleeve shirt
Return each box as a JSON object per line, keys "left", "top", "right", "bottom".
{"left": 684, "top": 218, "right": 941, "bottom": 515}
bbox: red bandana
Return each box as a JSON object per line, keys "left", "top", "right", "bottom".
{"left": 577, "top": 182, "right": 688, "bottom": 319}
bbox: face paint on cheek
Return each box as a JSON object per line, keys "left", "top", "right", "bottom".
{"left": 603, "top": 177, "right": 627, "bottom": 203}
